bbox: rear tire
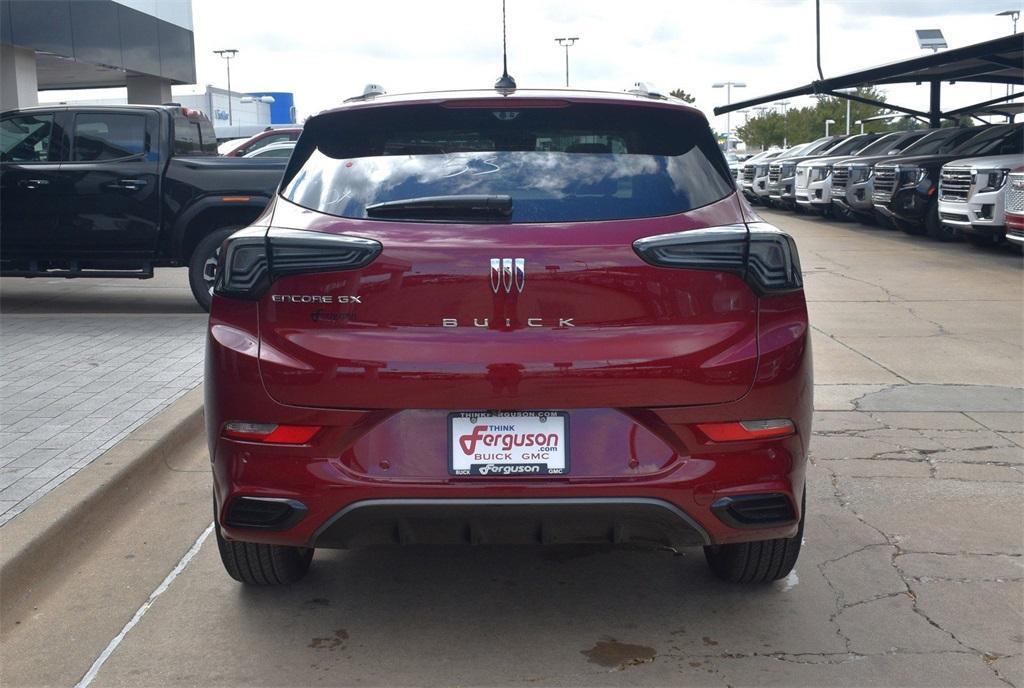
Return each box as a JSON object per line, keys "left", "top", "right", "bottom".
{"left": 215, "top": 520, "right": 314, "bottom": 585}
{"left": 188, "top": 226, "right": 241, "bottom": 312}
{"left": 704, "top": 491, "right": 805, "bottom": 584}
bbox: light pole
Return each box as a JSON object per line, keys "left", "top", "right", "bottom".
{"left": 997, "top": 9, "right": 1019, "bottom": 33}
{"left": 713, "top": 81, "right": 746, "bottom": 149}
{"left": 554, "top": 37, "right": 579, "bottom": 87}
{"left": 777, "top": 99, "right": 791, "bottom": 147}
{"left": 213, "top": 49, "right": 239, "bottom": 128}
{"left": 825, "top": 118, "right": 836, "bottom": 136}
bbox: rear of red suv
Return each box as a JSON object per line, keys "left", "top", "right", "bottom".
{"left": 205, "top": 90, "right": 812, "bottom": 586}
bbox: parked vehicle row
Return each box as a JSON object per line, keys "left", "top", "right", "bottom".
{"left": 741, "top": 123, "right": 1024, "bottom": 249}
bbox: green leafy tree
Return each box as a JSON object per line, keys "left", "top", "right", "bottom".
{"left": 735, "top": 87, "right": 898, "bottom": 150}
{"left": 669, "top": 88, "right": 696, "bottom": 104}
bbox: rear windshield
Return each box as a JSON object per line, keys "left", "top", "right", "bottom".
{"left": 280, "top": 102, "right": 734, "bottom": 223}
{"left": 173, "top": 115, "right": 218, "bottom": 156}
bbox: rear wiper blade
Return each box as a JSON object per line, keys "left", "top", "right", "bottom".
{"left": 364, "top": 194, "right": 513, "bottom": 220}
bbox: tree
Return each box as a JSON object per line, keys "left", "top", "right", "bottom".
{"left": 734, "top": 87, "right": 898, "bottom": 150}
{"left": 669, "top": 88, "right": 696, "bottom": 104}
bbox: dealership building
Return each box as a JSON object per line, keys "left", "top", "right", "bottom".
{"left": 1, "top": 0, "right": 196, "bottom": 110}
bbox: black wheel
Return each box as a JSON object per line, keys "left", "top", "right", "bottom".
{"left": 215, "top": 519, "right": 314, "bottom": 585}
{"left": 964, "top": 232, "right": 1001, "bottom": 248}
{"left": 924, "top": 200, "right": 959, "bottom": 242}
{"left": 704, "top": 491, "right": 805, "bottom": 584}
{"left": 188, "top": 226, "right": 241, "bottom": 311}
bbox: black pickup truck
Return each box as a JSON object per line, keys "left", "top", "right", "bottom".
{"left": 0, "top": 104, "right": 287, "bottom": 309}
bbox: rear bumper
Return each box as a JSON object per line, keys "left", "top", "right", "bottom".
{"left": 206, "top": 292, "right": 812, "bottom": 550}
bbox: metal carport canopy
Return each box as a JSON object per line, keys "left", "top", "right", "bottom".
{"left": 714, "top": 33, "right": 1023, "bottom": 126}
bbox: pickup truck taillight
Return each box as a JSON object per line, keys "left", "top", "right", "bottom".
{"left": 214, "top": 227, "right": 382, "bottom": 300}
{"left": 632, "top": 222, "right": 803, "bottom": 294}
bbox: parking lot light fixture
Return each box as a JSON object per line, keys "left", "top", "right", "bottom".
{"left": 554, "top": 37, "right": 580, "bottom": 87}
{"left": 997, "top": 10, "right": 1019, "bottom": 33}
{"left": 713, "top": 81, "right": 746, "bottom": 150}
{"left": 213, "top": 49, "right": 239, "bottom": 127}
{"left": 825, "top": 118, "right": 836, "bottom": 136}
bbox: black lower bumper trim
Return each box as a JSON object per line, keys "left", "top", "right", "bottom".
{"left": 711, "top": 493, "right": 797, "bottom": 528}
{"left": 225, "top": 496, "right": 308, "bottom": 530}
{"left": 311, "top": 498, "right": 711, "bottom": 549}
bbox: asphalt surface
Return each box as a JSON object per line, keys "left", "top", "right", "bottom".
{"left": 2, "top": 210, "right": 1022, "bottom": 687}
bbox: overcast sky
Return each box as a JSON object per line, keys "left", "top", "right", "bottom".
{"left": 62, "top": 0, "right": 1024, "bottom": 132}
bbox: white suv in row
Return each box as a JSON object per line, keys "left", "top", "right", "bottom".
{"left": 938, "top": 154, "right": 1020, "bottom": 247}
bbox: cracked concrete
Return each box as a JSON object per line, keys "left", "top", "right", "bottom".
{"left": 2, "top": 209, "right": 1021, "bottom": 687}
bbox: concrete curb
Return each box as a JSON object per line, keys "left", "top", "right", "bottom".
{"left": 0, "top": 385, "right": 205, "bottom": 627}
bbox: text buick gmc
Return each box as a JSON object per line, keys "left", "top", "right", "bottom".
{"left": 205, "top": 89, "right": 812, "bottom": 586}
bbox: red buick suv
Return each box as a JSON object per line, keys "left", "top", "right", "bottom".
{"left": 206, "top": 89, "right": 812, "bottom": 586}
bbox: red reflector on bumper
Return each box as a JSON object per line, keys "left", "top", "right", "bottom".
{"left": 696, "top": 420, "right": 795, "bottom": 442}
{"left": 223, "top": 423, "right": 321, "bottom": 444}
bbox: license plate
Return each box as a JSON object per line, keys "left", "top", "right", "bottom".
{"left": 448, "top": 411, "right": 569, "bottom": 476}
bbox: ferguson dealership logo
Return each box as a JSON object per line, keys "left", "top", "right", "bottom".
{"left": 458, "top": 424, "right": 560, "bottom": 457}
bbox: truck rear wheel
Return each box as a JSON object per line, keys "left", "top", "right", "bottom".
{"left": 188, "top": 227, "right": 241, "bottom": 311}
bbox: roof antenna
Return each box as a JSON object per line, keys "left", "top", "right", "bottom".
{"left": 494, "top": 0, "right": 517, "bottom": 92}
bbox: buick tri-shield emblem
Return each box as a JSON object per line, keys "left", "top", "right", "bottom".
{"left": 490, "top": 258, "right": 525, "bottom": 294}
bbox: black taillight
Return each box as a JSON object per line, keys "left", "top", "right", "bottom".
{"left": 214, "top": 228, "right": 382, "bottom": 300}
{"left": 632, "top": 222, "right": 802, "bottom": 295}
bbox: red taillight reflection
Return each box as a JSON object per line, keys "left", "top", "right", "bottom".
{"left": 696, "top": 419, "right": 795, "bottom": 442}
{"left": 223, "top": 422, "right": 321, "bottom": 444}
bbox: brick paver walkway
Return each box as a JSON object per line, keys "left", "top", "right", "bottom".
{"left": 0, "top": 314, "right": 207, "bottom": 524}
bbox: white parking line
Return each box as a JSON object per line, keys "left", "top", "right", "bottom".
{"left": 73, "top": 522, "right": 215, "bottom": 688}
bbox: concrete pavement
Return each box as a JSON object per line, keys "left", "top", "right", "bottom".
{"left": 0, "top": 210, "right": 1021, "bottom": 687}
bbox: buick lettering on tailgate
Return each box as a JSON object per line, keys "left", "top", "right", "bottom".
{"left": 449, "top": 412, "right": 568, "bottom": 476}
